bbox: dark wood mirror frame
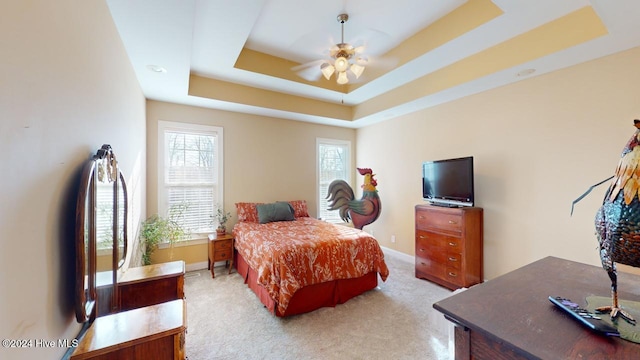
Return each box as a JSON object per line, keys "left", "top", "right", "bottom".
{"left": 75, "top": 145, "right": 128, "bottom": 323}
{"left": 70, "top": 145, "right": 186, "bottom": 359}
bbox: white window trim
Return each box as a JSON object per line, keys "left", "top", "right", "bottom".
{"left": 316, "top": 138, "right": 352, "bottom": 223}
{"left": 157, "top": 120, "right": 224, "bottom": 242}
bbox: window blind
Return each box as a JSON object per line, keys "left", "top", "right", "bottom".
{"left": 317, "top": 140, "right": 350, "bottom": 222}
{"left": 163, "top": 130, "right": 219, "bottom": 234}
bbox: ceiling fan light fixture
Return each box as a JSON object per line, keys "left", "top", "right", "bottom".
{"left": 334, "top": 56, "right": 349, "bottom": 72}
{"left": 300, "top": 13, "right": 368, "bottom": 85}
{"left": 336, "top": 71, "right": 349, "bottom": 85}
{"left": 350, "top": 63, "right": 365, "bottom": 78}
{"left": 320, "top": 63, "right": 335, "bottom": 80}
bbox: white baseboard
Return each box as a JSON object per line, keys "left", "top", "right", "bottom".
{"left": 186, "top": 261, "right": 208, "bottom": 272}
{"left": 381, "top": 246, "right": 414, "bottom": 264}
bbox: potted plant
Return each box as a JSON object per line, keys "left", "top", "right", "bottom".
{"left": 139, "top": 204, "right": 190, "bottom": 265}
{"left": 212, "top": 206, "right": 232, "bottom": 236}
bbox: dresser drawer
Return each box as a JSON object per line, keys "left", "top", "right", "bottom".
{"left": 415, "top": 210, "right": 430, "bottom": 229}
{"left": 416, "top": 232, "right": 448, "bottom": 265}
{"left": 444, "top": 237, "right": 462, "bottom": 253}
{"left": 416, "top": 210, "right": 462, "bottom": 233}
{"left": 444, "top": 268, "right": 464, "bottom": 287}
{"left": 213, "top": 250, "right": 231, "bottom": 262}
{"left": 214, "top": 239, "right": 232, "bottom": 251}
{"left": 415, "top": 256, "right": 446, "bottom": 279}
{"left": 445, "top": 253, "right": 462, "bottom": 271}
{"left": 416, "top": 230, "right": 446, "bottom": 248}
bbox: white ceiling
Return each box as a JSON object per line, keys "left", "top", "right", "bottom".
{"left": 106, "top": 0, "right": 640, "bottom": 128}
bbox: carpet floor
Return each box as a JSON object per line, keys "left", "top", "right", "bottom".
{"left": 183, "top": 250, "right": 454, "bottom": 360}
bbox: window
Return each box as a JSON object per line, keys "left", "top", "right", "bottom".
{"left": 317, "top": 138, "right": 351, "bottom": 222}
{"left": 158, "top": 121, "right": 223, "bottom": 237}
{"left": 96, "top": 180, "right": 115, "bottom": 250}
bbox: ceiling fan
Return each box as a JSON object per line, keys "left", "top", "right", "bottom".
{"left": 292, "top": 13, "right": 370, "bottom": 85}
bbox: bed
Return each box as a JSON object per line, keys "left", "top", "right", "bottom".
{"left": 232, "top": 200, "right": 389, "bottom": 317}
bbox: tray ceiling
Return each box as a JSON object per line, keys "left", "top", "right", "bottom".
{"left": 106, "top": 0, "right": 640, "bottom": 128}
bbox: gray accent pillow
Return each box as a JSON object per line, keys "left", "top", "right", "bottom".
{"left": 256, "top": 202, "right": 295, "bottom": 224}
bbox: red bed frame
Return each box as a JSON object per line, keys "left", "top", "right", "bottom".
{"left": 234, "top": 251, "right": 379, "bottom": 317}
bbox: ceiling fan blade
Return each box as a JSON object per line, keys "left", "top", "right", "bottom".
{"left": 295, "top": 67, "right": 324, "bottom": 82}
{"left": 291, "top": 59, "right": 326, "bottom": 72}
{"left": 348, "top": 27, "right": 391, "bottom": 56}
{"left": 353, "top": 45, "right": 366, "bottom": 54}
{"left": 350, "top": 27, "right": 391, "bottom": 45}
{"left": 366, "top": 55, "right": 399, "bottom": 72}
{"left": 291, "top": 59, "right": 327, "bottom": 82}
{"left": 289, "top": 31, "right": 336, "bottom": 56}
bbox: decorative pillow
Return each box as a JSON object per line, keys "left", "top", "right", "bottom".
{"left": 288, "top": 200, "right": 310, "bottom": 218}
{"left": 235, "top": 202, "right": 262, "bottom": 223}
{"left": 257, "top": 202, "right": 295, "bottom": 224}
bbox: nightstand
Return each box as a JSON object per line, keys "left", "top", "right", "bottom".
{"left": 208, "top": 233, "right": 234, "bottom": 278}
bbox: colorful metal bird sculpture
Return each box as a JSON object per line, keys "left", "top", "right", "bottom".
{"left": 326, "top": 168, "right": 381, "bottom": 230}
{"left": 594, "top": 119, "right": 640, "bottom": 325}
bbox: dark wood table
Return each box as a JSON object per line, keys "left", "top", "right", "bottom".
{"left": 433, "top": 256, "right": 640, "bottom": 359}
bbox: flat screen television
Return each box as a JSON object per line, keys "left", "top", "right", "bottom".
{"left": 422, "top": 156, "right": 474, "bottom": 207}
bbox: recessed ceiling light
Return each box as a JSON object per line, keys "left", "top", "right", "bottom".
{"left": 146, "top": 65, "right": 167, "bottom": 73}
{"left": 516, "top": 68, "right": 536, "bottom": 77}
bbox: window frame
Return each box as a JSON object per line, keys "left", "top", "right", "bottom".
{"left": 316, "top": 138, "right": 352, "bottom": 223}
{"left": 157, "top": 120, "right": 224, "bottom": 241}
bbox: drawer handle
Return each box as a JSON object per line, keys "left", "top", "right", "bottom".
{"left": 419, "top": 216, "right": 425, "bottom": 219}
{"left": 448, "top": 220, "right": 457, "bottom": 224}
{"left": 448, "top": 257, "right": 457, "bottom": 262}
{"left": 448, "top": 242, "right": 456, "bottom": 247}
{"left": 420, "top": 262, "right": 427, "bottom": 266}
{"left": 419, "top": 235, "right": 426, "bottom": 239}
{"left": 419, "top": 248, "right": 425, "bottom": 252}
{"left": 448, "top": 272, "right": 457, "bottom": 277}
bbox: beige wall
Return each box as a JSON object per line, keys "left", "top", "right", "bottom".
{"left": 358, "top": 46, "right": 640, "bottom": 279}
{"left": 145, "top": 100, "right": 356, "bottom": 265}
{"left": 146, "top": 48, "right": 640, "bottom": 279}
{"left": 0, "top": 1, "right": 146, "bottom": 359}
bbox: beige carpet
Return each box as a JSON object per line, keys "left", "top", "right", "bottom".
{"left": 183, "top": 251, "right": 454, "bottom": 360}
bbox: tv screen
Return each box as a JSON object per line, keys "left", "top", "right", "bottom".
{"left": 422, "top": 156, "right": 474, "bottom": 207}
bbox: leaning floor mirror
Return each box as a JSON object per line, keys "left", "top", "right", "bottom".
{"left": 75, "top": 144, "right": 128, "bottom": 323}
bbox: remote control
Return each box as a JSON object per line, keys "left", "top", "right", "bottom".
{"left": 548, "top": 296, "right": 620, "bottom": 336}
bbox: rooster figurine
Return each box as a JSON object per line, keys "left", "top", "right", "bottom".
{"left": 326, "top": 168, "right": 381, "bottom": 230}
{"left": 594, "top": 119, "right": 640, "bottom": 325}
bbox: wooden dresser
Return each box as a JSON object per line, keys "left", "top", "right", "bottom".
{"left": 118, "top": 260, "right": 185, "bottom": 311}
{"left": 415, "top": 204, "right": 483, "bottom": 290}
{"left": 71, "top": 299, "right": 186, "bottom": 360}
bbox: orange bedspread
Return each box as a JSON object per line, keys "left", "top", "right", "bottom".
{"left": 233, "top": 217, "right": 389, "bottom": 315}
